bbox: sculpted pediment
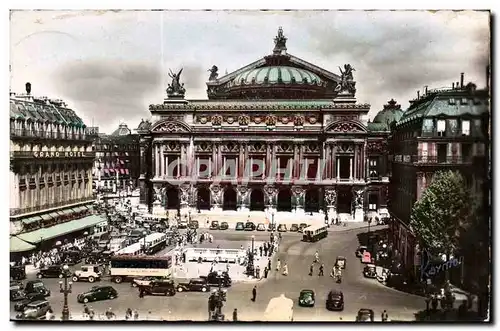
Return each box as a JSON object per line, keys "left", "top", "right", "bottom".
{"left": 151, "top": 120, "right": 192, "bottom": 133}
{"left": 325, "top": 120, "right": 367, "bottom": 133}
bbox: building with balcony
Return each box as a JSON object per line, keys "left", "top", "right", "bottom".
{"left": 92, "top": 123, "right": 140, "bottom": 194}
{"left": 9, "top": 86, "right": 105, "bottom": 255}
{"left": 137, "top": 28, "right": 392, "bottom": 224}
{"left": 388, "top": 75, "right": 490, "bottom": 269}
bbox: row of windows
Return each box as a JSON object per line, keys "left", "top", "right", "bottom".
{"left": 94, "top": 144, "right": 138, "bottom": 151}
{"left": 18, "top": 165, "right": 92, "bottom": 174}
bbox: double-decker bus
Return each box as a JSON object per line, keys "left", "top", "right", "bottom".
{"left": 302, "top": 225, "right": 328, "bottom": 242}
{"left": 144, "top": 232, "right": 168, "bottom": 255}
{"left": 109, "top": 255, "right": 173, "bottom": 283}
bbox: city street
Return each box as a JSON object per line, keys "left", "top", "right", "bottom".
{"left": 11, "top": 225, "right": 426, "bottom": 321}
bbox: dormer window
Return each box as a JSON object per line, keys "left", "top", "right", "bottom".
{"left": 461, "top": 98, "right": 468, "bottom": 105}
{"left": 461, "top": 120, "right": 470, "bottom": 136}
{"left": 449, "top": 98, "right": 456, "bottom": 105}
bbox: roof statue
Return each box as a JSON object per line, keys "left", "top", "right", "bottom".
{"left": 208, "top": 65, "right": 219, "bottom": 81}
{"left": 335, "top": 64, "right": 357, "bottom": 95}
{"left": 273, "top": 27, "right": 288, "bottom": 55}
{"left": 166, "top": 68, "right": 186, "bottom": 98}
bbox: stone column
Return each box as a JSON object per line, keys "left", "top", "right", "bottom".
{"left": 237, "top": 185, "right": 250, "bottom": 212}
{"left": 362, "top": 142, "right": 367, "bottom": 180}
{"left": 154, "top": 143, "right": 159, "bottom": 178}
{"left": 332, "top": 143, "right": 337, "bottom": 179}
{"left": 266, "top": 143, "right": 271, "bottom": 178}
{"left": 354, "top": 144, "right": 358, "bottom": 180}
{"left": 187, "top": 138, "right": 194, "bottom": 180}
{"left": 180, "top": 144, "right": 186, "bottom": 177}
{"left": 212, "top": 143, "right": 217, "bottom": 178}
{"left": 293, "top": 144, "right": 299, "bottom": 179}
{"left": 298, "top": 145, "right": 304, "bottom": 179}
{"left": 216, "top": 144, "right": 223, "bottom": 179}
{"left": 349, "top": 157, "right": 353, "bottom": 180}
{"left": 324, "top": 187, "right": 337, "bottom": 219}
{"left": 291, "top": 185, "right": 305, "bottom": 214}
{"left": 271, "top": 144, "right": 277, "bottom": 181}
{"left": 239, "top": 143, "right": 244, "bottom": 180}
{"left": 160, "top": 144, "right": 165, "bottom": 178}
{"left": 336, "top": 156, "right": 340, "bottom": 180}
{"left": 210, "top": 183, "right": 222, "bottom": 212}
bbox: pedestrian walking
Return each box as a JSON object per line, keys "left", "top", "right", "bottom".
{"left": 106, "top": 307, "right": 116, "bottom": 320}
{"left": 314, "top": 251, "right": 319, "bottom": 263}
{"left": 267, "top": 259, "right": 271, "bottom": 271}
{"left": 319, "top": 264, "right": 324, "bottom": 276}
{"left": 381, "top": 310, "right": 389, "bottom": 322}
{"left": 276, "top": 259, "right": 281, "bottom": 271}
{"left": 309, "top": 263, "right": 314, "bottom": 276}
{"left": 256, "top": 266, "right": 261, "bottom": 279}
{"left": 252, "top": 286, "right": 257, "bottom": 302}
{"left": 133, "top": 309, "right": 139, "bottom": 320}
{"left": 264, "top": 266, "right": 269, "bottom": 278}
{"left": 233, "top": 308, "right": 238, "bottom": 321}
{"left": 282, "top": 264, "right": 288, "bottom": 276}
{"left": 139, "top": 286, "right": 145, "bottom": 298}
{"left": 259, "top": 246, "right": 263, "bottom": 257}
{"left": 83, "top": 304, "right": 90, "bottom": 319}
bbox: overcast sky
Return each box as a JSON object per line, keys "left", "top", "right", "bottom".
{"left": 10, "top": 10, "right": 490, "bottom": 134}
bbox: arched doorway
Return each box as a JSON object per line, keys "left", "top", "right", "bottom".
{"left": 250, "top": 188, "right": 265, "bottom": 211}
{"left": 337, "top": 187, "right": 352, "bottom": 214}
{"left": 197, "top": 187, "right": 211, "bottom": 210}
{"left": 277, "top": 188, "right": 292, "bottom": 212}
{"left": 223, "top": 186, "right": 237, "bottom": 211}
{"left": 305, "top": 188, "right": 320, "bottom": 213}
{"left": 166, "top": 187, "right": 179, "bottom": 209}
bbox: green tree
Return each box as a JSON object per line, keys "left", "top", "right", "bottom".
{"left": 410, "top": 170, "right": 473, "bottom": 257}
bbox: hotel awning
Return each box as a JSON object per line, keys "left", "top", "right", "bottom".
{"left": 40, "top": 214, "right": 53, "bottom": 221}
{"left": 10, "top": 236, "right": 36, "bottom": 253}
{"left": 16, "top": 214, "right": 106, "bottom": 244}
{"left": 57, "top": 209, "right": 73, "bottom": 216}
{"left": 22, "top": 216, "right": 42, "bottom": 225}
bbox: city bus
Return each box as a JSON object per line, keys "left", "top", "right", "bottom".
{"left": 302, "top": 225, "right": 328, "bottom": 242}
{"left": 109, "top": 255, "right": 173, "bottom": 283}
{"left": 144, "top": 232, "right": 168, "bottom": 255}
{"left": 116, "top": 241, "right": 143, "bottom": 256}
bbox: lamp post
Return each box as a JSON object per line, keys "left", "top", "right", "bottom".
{"left": 59, "top": 264, "right": 72, "bottom": 320}
{"left": 251, "top": 235, "right": 255, "bottom": 255}
{"left": 188, "top": 210, "right": 192, "bottom": 222}
{"left": 271, "top": 212, "right": 275, "bottom": 231}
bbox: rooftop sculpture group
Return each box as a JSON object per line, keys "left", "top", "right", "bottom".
{"left": 335, "top": 64, "right": 357, "bottom": 95}
{"left": 166, "top": 68, "right": 186, "bottom": 98}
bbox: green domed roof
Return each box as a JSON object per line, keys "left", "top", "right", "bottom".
{"left": 231, "top": 66, "right": 322, "bottom": 86}
{"left": 369, "top": 99, "right": 404, "bottom": 132}
{"left": 111, "top": 123, "right": 131, "bottom": 136}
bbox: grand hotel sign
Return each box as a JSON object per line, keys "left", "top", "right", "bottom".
{"left": 33, "top": 151, "right": 91, "bottom": 158}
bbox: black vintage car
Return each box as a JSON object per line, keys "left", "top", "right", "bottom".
{"left": 219, "top": 222, "right": 229, "bottom": 230}
{"left": 244, "top": 222, "right": 256, "bottom": 231}
{"left": 142, "top": 280, "right": 176, "bottom": 296}
{"left": 356, "top": 308, "right": 375, "bottom": 322}
{"left": 10, "top": 285, "right": 25, "bottom": 302}
{"left": 177, "top": 278, "right": 210, "bottom": 293}
{"left": 10, "top": 265, "right": 26, "bottom": 280}
{"left": 77, "top": 286, "right": 118, "bottom": 303}
{"left": 267, "top": 224, "right": 277, "bottom": 232}
{"left": 188, "top": 220, "right": 199, "bottom": 229}
{"left": 235, "top": 222, "right": 245, "bottom": 231}
{"left": 85, "top": 249, "right": 106, "bottom": 264}
{"left": 326, "top": 290, "right": 344, "bottom": 311}
{"left": 209, "top": 221, "right": 219, "bottom": 230}
{"left": 61, "top": 250, "right": 82, "bottom": 265}
{"left": 290, "top": 224, "right": 299, "bottom": 232}
{"left": 36, "top": 265, "right": 65, "bottom": 279}
{"left": 298, "top": 223, "right": 308, "bottom": 233}
{"left": 277, "top": 224, "right": 288, "bottom": 232}
{"left": 200, "top": 271, "right": 232, "bottom": 288}
{"left": 13, "top": 292, "right": 46, "bottom": 311}
{"left": 298, "top": 289, "right": 315, "bottom": 307}
{"left": 25, "top": 280, "right": 51, "bottom": 297}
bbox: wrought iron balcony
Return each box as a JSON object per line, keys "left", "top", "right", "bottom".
{"left": 412, "top": 155, "right": 474, "bottom": 165}
{"left": 11, "top": 151, "right": 96, "bottom": 160}
{"left": 10, "top": 129, "right": 94, "bottom": 141}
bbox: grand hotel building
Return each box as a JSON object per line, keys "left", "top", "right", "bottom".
{"left": 9, "top": 85, "right": 105, "bottom": 255}
{"left": 138, "top": 28, "right": 395, "bottom": 223}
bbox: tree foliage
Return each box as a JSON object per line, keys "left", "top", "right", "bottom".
{"left": 410, "top": 170, "right": 474, "bottom": 256}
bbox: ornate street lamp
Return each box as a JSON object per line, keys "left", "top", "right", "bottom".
{"left": 59, "top": 264, "right": 73, "bottom": 320}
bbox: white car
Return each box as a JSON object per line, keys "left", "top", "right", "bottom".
{"left": 131, "top": 276, "right": 165, "bottom": 287}
{"left": 72, "top": 265, "right": 101, "bottom": 283}
{"left": 256, "top": 223, "right": 266, "bottom": 231}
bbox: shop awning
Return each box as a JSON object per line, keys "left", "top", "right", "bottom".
{"left": 72, "top": 206, "right": 85, "bottom": 213}
{"left": 40, "top": 214, "right": 53, "bottom": 221}
{"left": 10, "top": 236, "right": 36, "bottom": 253}
{"left": 49, "top": 212, "right": 60, "bottom": 219}
{"left": 57, "top": 209, "right": 73, "bottom": 216}
{"left": 22, "top": 216, "right": 42, "bottom": 225}
{"left": 16, "top": 214, "right": 106, "bottom": 244}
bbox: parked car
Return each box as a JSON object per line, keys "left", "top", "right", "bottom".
{"left": 209, "top": 221, "right": 219, "bottom": 230}
{"left": 188, "top": 220, "right": 199, "bottom": 229}
{"left": 267, "top": 224, "right": 277, "bottom": 232}
{"left": 36, "top": 265, "right": 65, "bottom": 279}
{"left": 245, "top": 222, "right": 256, "bottom": 231}
{"left": 72, "top": 265, "right": 101, "bottom": 283}
{"left": 142, "top": 280, "right": 176, "bottom": 296}
{"left": 10, "top": 265, "right": 26, "bottom": 280}
{"left": 131, "top": 276, "right": 166, "bottom": 288}
{"left": 177, "top": 278, "right": 210, "bottom": 292}
{"left": 14, "top": 293, "right": 46, "bottom": 311}
{"left": 335, "top": 256, "right": 347, "bottom": 269}
{"left": 363, "top": 264, "right": 377, "bottom": 279}
{"left": 16, "top": 300, "right": 51, "bottom": 320}
{"left": 256, "top": 223, "right": 266, "bottom": 231}
{"left": 355, "top": 246, "right": 368, "bottom": 258}
{"left": 356, "top": 308, "right": 375, "bottom": 322}
{"left": 61, "top": 250, "right": 82, "bottom": 266}
{"left": 219, "top": 222, "right": 229, "bottom": 230}
{"left": 235, "top": 222, "right": 245, "bottom": 231}
{"left": 326, "top": 290, "right": 344, "bottom": 311}
{"left": 290, "top": 224, "right": 299, "bottom": 232}
{"left": 178, "top": 221, "right": 188, "bottom": 229}
{"left": 10, "top": 280, "right": 24, "bottom": 291}
{"left": 77, "top": 286, "right": 118, "bottom": 304}
{"left": 298, "top": 289, "right": 315, "bottom": 307}
{"left": 10, "top": 288, "right": 25, "bottom": 302}
{"left": 298, "top": 223, "right": 308, "bottom": 233}
{"left": 200, "top": 271, "right": 232, "bottom": 287}
{"left": 278, "top": 224, "right": 288, "bottom": 232}
{"left": 25, "top": 280, "right": 51, "bottom": 297}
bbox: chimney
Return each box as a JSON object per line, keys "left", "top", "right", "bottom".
{"left": 452, "top": 82, "right": 455, "bottom": 89}
{"left": 25, "top": 82, "right": 31, "bottom": 95}
{"left": 424, "top": 86, "right": 428, "bottom": 94}
{"left": 460, "top": 73, "right": 464, "bottom": 88}
{"left": 486, "top": 65, "right": 490, "bottom": 91}
{"left": 417, "top": 91, "right": 420, "bottom": 99}
{"left": 456, "top": 82, "right": 459, "bottom": 89}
